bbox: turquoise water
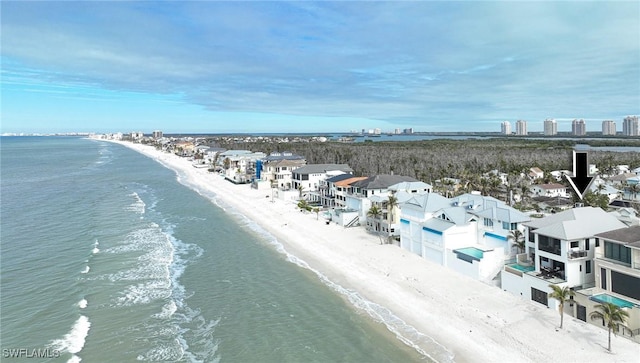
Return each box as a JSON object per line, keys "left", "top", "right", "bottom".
{"left": 1, "top": 137, "right": 427, "bottom": 362}
{"left": 455, "top": 247, "right": 485, "bottom": 260}
{"left": 509, "top": 264, "right": 535, "bottom": 272}
{"left": 591, "top": 294, "right": 636, "bottom": 309}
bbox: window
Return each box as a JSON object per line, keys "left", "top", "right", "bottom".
{"left": 484, "top": 218, "right": 493, "bottom": 227}
{"left": 611, "top": 271, "right": 640, "bottom": 301}
{"left": 502, "top": 222, "right": 519, "bottom": 230}
{"left": 595, "top": 238, "right": 600, "bottom": 247}
{"left": 538, "top": 235, "right": 562, "bottom": 255}
{"left": 585, "top": 239, "right": 590, "bottom": 250}
{"left": 570, "top": 241, "right": 579, "bottom": 249}
{"left": 531, "top": 288, "right": 549, "bottom": 306}
{"left": 586, "top": 260, "right": 591, "bottom": 274}
{"left": 604, "top": 241, "right": 631, "bottom": 264}
{"left": 601, "top": 268, "right": 607, "bottom": 290}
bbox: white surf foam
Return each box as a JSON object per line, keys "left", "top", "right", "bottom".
{"left": 78, "top": 299, "right": 88, "bottom": 309}
{"left": 153, "top": 300, "right": 177, "bottom": 319}
{"left": 80, "top": 266, "right": 90, "bottom": 274}
{"left": 126, "top": 192, "right": 146, "bottom": 214}
{"left": 92, "top": 240, "right": 99, "bottom": 254}
{"left": 228, "top": 211, "right": 454, "bottom": 363}
{"left": 50, "top": 315, "right": 91, "bottom": 355}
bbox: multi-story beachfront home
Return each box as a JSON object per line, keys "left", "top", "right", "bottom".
{"left": 366, "top": 181, "right": 434, "bottom": 238}
{"left": 573, "top": 225, "right": 640, "bottom": 342}
{"left": 292, "top": 164, "right": 353, "bottom": 203}
{"left": 255, "top": 152, "right": 306, "bottom": 190}
{"left": 344, "top": 175, "right": 419, "bottom": 226}
{"left": 501, "top": 207, "right": 627, "bottom": 311}
{"left": 218, "top": 150, "right": 267, "bottom": 184}
{"left": 399, "top": 193, "right": 530, "bottom": 284}
{"left": 317, "top": 174, "right": 358, "bottom": 208}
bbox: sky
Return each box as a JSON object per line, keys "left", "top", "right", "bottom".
{"left": 1, "top": 1, "right": 639, "bottom": 134}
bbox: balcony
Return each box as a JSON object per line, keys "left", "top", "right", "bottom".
{"left": 527, "top": 268, "right": 566, "bottom": 284}
{"left": 568, "top": 250, "right": 588, "bottom": 259}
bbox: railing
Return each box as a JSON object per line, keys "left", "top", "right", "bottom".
{"left": 539, "top": 246, "right": 561, "bottom": 256}
{"left": 345, "top": 216, "right": 360, "bottom": 228}
{"left": 568, "top": 250, "right": 588, "bottom": 259}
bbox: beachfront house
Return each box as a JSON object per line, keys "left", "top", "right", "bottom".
{"left": 219, "top": 150, "right": 267, "bottom": 184}
{"left": 292, "top": 164, "right": 353, "bottom": 203}
{"left": 255, "top": 152, "right": 307, "bottom": 190}
{"left": 400, "top": 193, "right": 530, "bottom": 284}
{"left": 501, "top": 207, "right": 627, "bottom": 312}
{"left": 572, "top": 225, "right": 640, "bottom": 342}
{"left": 345, "top": 175, "right": 419, "bottom": 227}
{"left": 318, "top": 174, "right": 357, "bottom": 208}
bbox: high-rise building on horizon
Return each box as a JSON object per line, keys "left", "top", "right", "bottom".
{"left": 571, "top": 119, "right": 586, "bottom": 136}
{"left": 602, "top": 120, "right": 616, "bottom": 136}
{"left": 515, "top": 120, "right": 527, "bottom": 136}
{"left": 501, "top": 121, "right": 511, "bottom": 135}
{"left": 543, "top": 118, "right": 557, "bottom": 136}
{"left": 152, "top": 130, "right": 163, "bottom": 139}
{"left": 623, "top": 116, "right": 639, "bottom": 136}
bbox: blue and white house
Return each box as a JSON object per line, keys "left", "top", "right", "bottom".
{"left": 399, "top": 193, "right": 530, "bottom": 283}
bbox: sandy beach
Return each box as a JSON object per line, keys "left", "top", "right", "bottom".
{"left": 114, "top": 140, "right": 639, "bottom": 363}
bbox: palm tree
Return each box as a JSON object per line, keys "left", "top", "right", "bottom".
{"left": 590, "top": 302, "right": 630, "bottom": 352}
{"left": 367, "top": 205, "right": 382, "bottom": 231}
{"left": 386, "top": 194, "right": 398, "bottom": 243}
{"left": 629, "top": 183, "right": 640, "bottom": 200}
{"left": 548, "top": 285, "right": 575, "bottom": 329}
{"left": 508, "top": 230, "right": 526, "bottom": 254}
{"left": 520, "top": 184, "right": 530, "bottom": 205}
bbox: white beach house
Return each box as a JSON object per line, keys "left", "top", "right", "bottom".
{"left": 256, "top": 152, "right": 306, "bottom": 190}
{"left": 292, "top": 164, "right": 353, "bottom": 203}
{"left": 531, "top": 183, "right": 569, "bottom": 198}
{"left": 219, "top": 150, "right": 267, "bottom": 184}
{"left": 400, "top": 193, "right": 530, "bottom": 283}
{"left": 345, "top": 174, "right": 419, "bottom": 227}
{"left": 501, "top": 207, "right": 627, "bottom": 311}
{"left": 318, "top": 174, "right": 359, "bottom": 208}
{"left": 572, "top": 225, "right": 640, "bottom": 342}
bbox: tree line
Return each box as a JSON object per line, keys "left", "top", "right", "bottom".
{"left": 209, "top": 137, "right": 640, "bottom": 184}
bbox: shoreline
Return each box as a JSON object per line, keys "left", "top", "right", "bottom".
{"left": 110, "top": 140, "right": 638, "bottom": 363}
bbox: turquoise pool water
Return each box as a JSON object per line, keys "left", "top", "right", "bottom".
{"left": 590, "top": 293, "right": 636, "bottom": 308}
{"left": 509, "top": 264, "right": 535, "bottom": 272}
{"left": 454, "top": 247, "right": 485, "bottom": 263}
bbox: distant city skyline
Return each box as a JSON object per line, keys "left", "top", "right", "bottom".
{"left": 2, "top": 1, "right": 639, "bottom": 134}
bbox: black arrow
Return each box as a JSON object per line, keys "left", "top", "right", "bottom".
{"left": 567, "top": 150, "right": 594, "bottom": 200}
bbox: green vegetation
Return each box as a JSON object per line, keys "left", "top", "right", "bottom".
{"left": 589, "top": 302, "right": 630, "bottom": 352}
{"left": 211, "top": 138, "right": 639, "bottom": 183}
{"left": 548, "top": 285, "right": 575, "bottom": 329}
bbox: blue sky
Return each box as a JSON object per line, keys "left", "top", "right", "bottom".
{"left": 1, "top": 1, "right": 639, "bottom": 134}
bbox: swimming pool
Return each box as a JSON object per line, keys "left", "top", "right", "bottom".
{"left": 590, "top": 293, "right": 636, "bottom": 308}
{"left": 454, "top": 247, "right": 485, "bottom": 262}
{"left": 509, "top": 263, "right": 535, "bottom": 272}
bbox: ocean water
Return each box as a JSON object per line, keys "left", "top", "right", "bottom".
{"left": 1, "top": 137, "right": 427, "bottom": 362}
